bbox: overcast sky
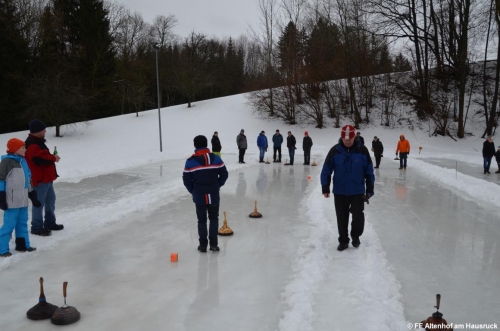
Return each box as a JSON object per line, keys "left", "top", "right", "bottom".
{"left": 116, "top": 0, "right": 260, "bottom": 39}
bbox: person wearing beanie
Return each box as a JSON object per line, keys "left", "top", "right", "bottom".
{"left": 320, "top": 124, "right": 375, "bottom": 251}
{"left": 495, "top": 146, "right": 500, "bottom": 173}
{"left": 25, "top": 120, "right": 63, "bottom": 236}
{"left": 0, "top": 139, "right": 41, "bottom": 257}
{"left": 302, "top": 131, "right": 313, "bottom": 165}
{"left": 257, "top": 131, "right": 268, "bottom": 163}
{"left": 372, "top": 136, "right": 384, "bottom": 169}
{"left": 285, "top": 131, "right": 297, "bottom": 165}
{"left": 211, "top": 132, "right": 222, "bottom": 157}
{"left": 482, "top": 136, "right": 495, "bottom": 174}
{"left": 395, "top": 134, "right": 410, "bottom": 170}
{"left": 183, "top": 135, "right": 228, "bottom": 252}
{"left": 29, "top": 119, "right": 47, "bottom": 134}
{"left": 272, "top": 129, "right": 283, "bottom": 162}
{"left": 236, "top": 129, "right": 247, "bottom": 164}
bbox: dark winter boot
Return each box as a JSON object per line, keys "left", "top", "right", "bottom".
{"left": 198, "top": 245, "right": 207, "bottom": 253}
{"left": 337, "top": 243, "right": 349, "bottom": 251}
{"left": 0, "top": 252, "right": 12, "bottom": 257}
{"left": 209, "top": 245, "right": 220, "bottom": 252}
{"left": 46, "top": 223, "right": 64, "bottom": 231}
{"left": 496, "top": 170, "right": 500, "bottom": 174}
{"left": 259, "top": 158, "right": 264, "bottom": 163}
{"left": 352, "top": 238, "right": 361, "bottom": 248}
{"left": 15, "top": 238, "right": 36, "bottom": 252}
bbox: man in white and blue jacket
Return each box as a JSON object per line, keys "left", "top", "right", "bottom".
{"left": 183, "top": 135, "right": 228, "bottom": 252}
{"left": 321, "top": 125, "right": 375, "bottom": 251}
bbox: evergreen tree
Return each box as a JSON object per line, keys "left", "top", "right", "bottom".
{"left": 0, "top": 0, "right": 29, "bottom": 132}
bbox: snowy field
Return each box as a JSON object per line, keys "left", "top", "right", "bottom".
{"left": 0, "top": 93, "right": 499, "bottom": 330}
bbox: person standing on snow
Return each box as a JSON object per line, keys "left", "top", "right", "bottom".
{"left": 356, "top": 132, "right": 365, "bottom": 145}
{"left": 236, "top": 129, "right": 247, "bottom": 164}
{"left": 0, "top": 139, "right": 41, "bottom": 257}
{"left": 302, "top": 131, "right": 313, "bottom": 165}
{"left": 211, "top": 132, "right": 222, "bottom": 157}
{"left": 257, "top": 131, "right": 268, "bottom": 163}
{"left": 272, "top": 129, "right": 283, "bottom": 162}
{"left": 25, "top": 119, "right": 63, "bottom": 236}
{"left": 285, "top": 131, "right": 297, "bottom": 166}
{"left": 183, "top": 135, "right": 228, "bottom": 252}
{"left": 372, "top": 136, "right": 384, "bottom": 169}
{"left": 321, "top": 125, "right": 375, "bottom": 251}
{"left": 482, "top": 136, "right": 495, "bottom": 174}
{"left": 395, "top": 134, "right": 410, "bottom": 170}
{"left": 495, "top": 146, "right": 500, "bottom": 174}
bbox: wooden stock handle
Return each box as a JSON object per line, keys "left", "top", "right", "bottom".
{"left": 435, "top": 294, "right": 441, "bottom": 309}
{"left": 63, "top": 282, "right": 68, "bottom": 298}
{"left": 224, "top": 211, "right": 227, "bottom": 220}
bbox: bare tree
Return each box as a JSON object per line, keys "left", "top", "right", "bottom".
{"left": 150, "top": 14, "right": 177, "bottom": 47}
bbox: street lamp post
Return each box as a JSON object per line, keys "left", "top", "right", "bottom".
{"left": 154, "top": 43, "right": 163, "bottom": 152}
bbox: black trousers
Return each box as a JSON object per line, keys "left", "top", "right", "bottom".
{"left": 238, "top": 148, "right": 246, "bottom": 163}
{"left": 375, "top": 154, "right": 381, "bottom": 167}
{"left": 195, "top": 203, "right": 219, "bottom": 247}
{"left": 304, "top": 149, "right": 311, "bottom": 164}
{"left": 334, "top": 194, "right": 365, "bottom": 244}
{"left": 273, "top": 147, "right": 282, "bottom": 161}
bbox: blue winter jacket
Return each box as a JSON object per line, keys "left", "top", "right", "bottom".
{"left": 320, "top": 140, "right": 375, "bottom": 196}
{"left": 257, "top": 134, "right": 268, "bottom": 149}
{"left": 183, "top": 148, "right": 228, "bottom": 205}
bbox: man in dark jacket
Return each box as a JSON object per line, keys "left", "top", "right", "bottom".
{"left": 302, "top": 131, "right": 313, "bottom": 165}
{"left": 356, "top": 132, "right": 365, "bottom": 145}
{"left": 285, "top": 131, "right": 297, "bottom": 165}
{"left": 211, "top": 132, "right": 222, "bottom": 157}
{"left": 495, "top": 146, "right": 500, "bottom": 173}
{"left": 25, "top": 119, "right": 63, "bottom": 236}
{"left": 482, "top": 136, "right": 495, "bottom": 174}
{"left": 321, "top": 125, "right": 375, "bottom": 251}
{"left": 236, "top": 129, "right": 247, "bottom": 164}
{"left": 371, "top": 136, "right": 384, "bottom": 168}
{"left": 183, "top": 135, "right": 228, "bottom": 252}
{"left": 272, "top": 130, "right": 283, "bottom": 162}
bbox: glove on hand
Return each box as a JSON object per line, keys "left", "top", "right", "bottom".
{"left": 28, "top": 191, "right": 42, "bottom": 207}
{"left": 0, "top": 191, "right": 7, "bottom": 211}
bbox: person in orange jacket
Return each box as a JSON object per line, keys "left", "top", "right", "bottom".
{"left": 395, "top": 134, "right": 410, "bottom": 169}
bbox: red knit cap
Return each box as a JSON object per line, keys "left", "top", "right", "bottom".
{"left": 304, "top": 131, "right": 308, "bottom": 136}
{"left": 6, "top": 138, "right": 25, "bottom": 153}
{"left": 341, "top": 125, "right": 356, "bottom": 139}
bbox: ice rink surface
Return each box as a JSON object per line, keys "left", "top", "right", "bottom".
{"left": 0, "top": 154, "right": 498, "bottom": 330}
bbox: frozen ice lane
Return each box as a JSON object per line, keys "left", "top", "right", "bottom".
{"left": 0, "top": 162, "right": 319, "bottom": 331}
{"left": 369, "top": 167, "right": 500, "bottom": 326}
{"left": 421, "top": 157, "right": 500, "bottom": 185}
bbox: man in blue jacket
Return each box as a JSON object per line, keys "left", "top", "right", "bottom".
{"left": 183, "top": 135, "right": 228, "bottom": 252}
{"left": 257, "top": 131, "right": 268, "bottom": 163}
{"left": 320, "top": 125, "right": 375, "bottom": 251}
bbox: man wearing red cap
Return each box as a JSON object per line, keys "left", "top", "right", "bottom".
{"left": 25, "top": 119, "right": 63, "bottom": 236}
{"left": 0, "top": 138, "right": 41, "bottom": 257}
{"left": 320, "top": 125, "right": 375, "bottom": 251}
{"left": 302, "top": 131, "right": 313, "bottom": 165}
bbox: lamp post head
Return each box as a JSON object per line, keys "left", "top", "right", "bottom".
{"left": 154, "top": 43, "right": 161, "bottom": 50}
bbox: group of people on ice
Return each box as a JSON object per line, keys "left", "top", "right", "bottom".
{"left": 234, "top": 129, "right": 313, "bottom": 166}
{"left": 482, "top": 135, "right": 500, "bottom": 174}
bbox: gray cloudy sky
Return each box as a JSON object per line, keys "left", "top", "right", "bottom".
{"left": 116, "top": 0, "right": 260, "bottom": 39}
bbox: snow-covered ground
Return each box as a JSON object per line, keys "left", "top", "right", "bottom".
{"left": 0, "top": 93, "right": 498, "bottom": 330}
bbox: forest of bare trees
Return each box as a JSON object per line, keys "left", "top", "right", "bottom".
{"left": 0, "top": 0, "right": 499, "bottom": 138}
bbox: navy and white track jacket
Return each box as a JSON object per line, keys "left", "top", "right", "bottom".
{"left": 183, "top": 148, "right": 228, "bottom": 205}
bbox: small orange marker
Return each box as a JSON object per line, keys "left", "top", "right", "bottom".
{"left": 170, "top": 253, "right": 178, "bottom": 262}
{"left": 307, "top": 176, "right": 311, "bottom": 181}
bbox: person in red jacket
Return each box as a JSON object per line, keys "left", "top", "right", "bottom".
{"left": 25, "top": 120, "right": 63, "bottom": 236}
